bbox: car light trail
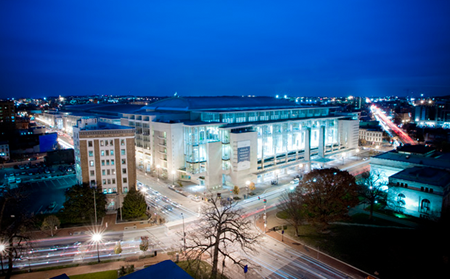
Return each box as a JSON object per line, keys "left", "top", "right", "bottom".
{"left": 371, "top": 105, "right": 416, "bottom": 145}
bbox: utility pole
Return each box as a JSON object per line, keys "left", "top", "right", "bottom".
{"left": 181, "top": 213, "right": 186, "bottom": 253}
{"left": 93, "top": 188, "right": 97, "bottom": 226}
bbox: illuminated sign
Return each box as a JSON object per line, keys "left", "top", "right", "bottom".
{"left": 237, "top": 140, "right": 250, "bottom": 171}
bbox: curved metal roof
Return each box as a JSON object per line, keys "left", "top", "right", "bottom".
{"left": 142, "top": 96, "right": 308, "bottom": 112}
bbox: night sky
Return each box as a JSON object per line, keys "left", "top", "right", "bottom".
{"left": 1, "top": 1, "right": 450, "bottom": 99}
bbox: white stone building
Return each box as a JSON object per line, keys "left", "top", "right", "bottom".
{"left": 120, "top": 96, "right": 360, "bottom": 189}
{"left": 387, "top": 166, "right": 450, "bottom": 220}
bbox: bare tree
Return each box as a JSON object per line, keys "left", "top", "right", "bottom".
{"left": 184, "top": 197, "right": 260, "bottom": 279}
{"left": 0, "top": 186, "right": 34, "bottom": 279}
{"left": 278, "top": 190, "right": 304, "bottom": 236}
{"left": 358, "top": 170, "right": 388, "bottom": 220}
{"left": 41, "top": 215, "right": 60, "bottom": 237}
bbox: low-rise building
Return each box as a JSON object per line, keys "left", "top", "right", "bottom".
{"left": 387, "top": 166, "right": 450, "bottom": 220}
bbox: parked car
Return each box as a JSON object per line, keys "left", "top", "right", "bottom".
{"left": 290, "top": 178, "right": 300, "bottom": 184}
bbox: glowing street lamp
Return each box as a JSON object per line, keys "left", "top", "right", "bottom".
{"left": 92, "top": 233, "right": 102, "bottom": 263}
{"left": 0, "top": 242, "right": 6, "bottom": 274}
{"left": 171, "top": 170, "right": 176, "bottom": 185}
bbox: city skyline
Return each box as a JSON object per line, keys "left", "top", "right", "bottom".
{"left": 1, "top": 1, "right": 450, "bottom": 99}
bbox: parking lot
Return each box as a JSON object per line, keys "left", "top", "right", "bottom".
{"left": 0, "top": 162, "right": 77, "bottom": 215}
{"left": 28, "top": 175, "right": 77, "bottom": 215}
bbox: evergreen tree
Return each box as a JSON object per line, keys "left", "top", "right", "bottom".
{"left": 62, "top": 183, "right": 106, "bottom": 224}
{"left": 122, "top": 187, "right": 147, "bottom": 219}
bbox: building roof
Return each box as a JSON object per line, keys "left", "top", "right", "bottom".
{"left": 142, "top": 96, "right": 312, "bottom": 112}
{"left": 64, "top": 104, "right": 144, "bottom": 115}
{"left": 373, "top": 151, "right": 450, "bottom": 170}
{"left": 122, "top": 260, "right": 193, "bottom": 279}
{"left": 390, "top": 166, "right": 450, "bottom": 187}
{"left": 396, "top": 145, "right": 435, "bottom": 155}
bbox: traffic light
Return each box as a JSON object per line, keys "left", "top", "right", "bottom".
{"left": 263, "top": 199, "right": 267, "bottom": 204}
{"left": 258, "top": 196, "right": 260, "bottom": 200}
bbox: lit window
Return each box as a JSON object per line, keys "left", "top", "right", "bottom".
{"left": 110, "top": 150, "right": 114, "bottom": 156}
{"left": 101, "top": 150, "right": 105, "bottom": 156}
{"left": 102, "top": 170, "right": 106, "bottom": 175}
{"left": 111, "top": 159, "right": 115, "bottom": 165}
{"left": 121, "top": 149, "right": 125, "bottom": 155}
{"left": 90, "top": 160, "right": 94, "bottom": 167}
{"left": 101, "top": 160, "right": 105, "bottom": 166}
{"left": 89, "top": 151, "right": 93, "bottom": 157}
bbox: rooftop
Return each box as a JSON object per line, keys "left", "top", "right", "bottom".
{"left": 373, "top": 151, "right": 450, "bottom": 170}
{"left": 142, "top": 96, "right": 315, "bottom": 112}
{"left": 397, "top": 145, "right": 436, "bottom": 155}
{"left": 390, "top": 166, "right": 450, "bottom": 187}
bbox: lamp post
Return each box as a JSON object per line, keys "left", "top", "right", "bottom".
{"left": 171, "top": 170, "right": 175, "bottom": 185}
{"left": 181, "top": 213, "right": 186, "bottom": 253}
{"left": 0, "top": 243, "right": 5, "bottom": 275}
{"left": 275, "top": 169, "right": 279, "bottom": 184}
{"left": 245, "top": 180, "right": 250, "bottom": 199}
{"left": 156, "top": 164, "right": 161, "bottom": 181}
{"left": 92, "top": 233, "right": 102, "bottom": 263}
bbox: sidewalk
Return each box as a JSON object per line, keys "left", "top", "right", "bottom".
{"left": 10, "top": 253, "right": 170, "bottom": 279}
{"left": 256, "top": 210, "right": 370, "bottom": 279}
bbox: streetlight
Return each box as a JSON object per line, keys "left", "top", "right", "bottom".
{"left": 92, "top": 233, "right": 102, "bottom": 263}
{"left": 171, "top": 170, "right": 176, "bottom": 185}
{"left": 0, "top": 243, "right": 6, "bottom": 275}
{"left": 156, "top": 164, "right": 161, "bottom": 181}
{"left": 275, "top": 169, "right": 279, "bottom": 184}
{"left": 181, "top": 213, "right": 186, "bottom": 253}
{"left": 245, "top": 181, "right": 250, "bottom": 199}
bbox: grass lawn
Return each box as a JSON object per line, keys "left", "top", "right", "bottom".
{"left": 69, "top": 270, "right": 117, "bottom": 279}
{"left": 346, "top": 213, "right": 408, "bottom": 227}
{"left": 285, "top": 222, "right": 450, "bottom": 279}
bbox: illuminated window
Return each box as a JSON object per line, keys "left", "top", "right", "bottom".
{"left": 397, "top": 194, "right": 405, "bottom": 207}
{"left": 102, "top": 170, "right": 105, "bottom": 175}
{"left": 110, "top": 150, "right": 114, "bottom": 155}
{"left": 111, "top": 159, "right": 115, "bottom": 165}
{"left": 101, "top": 160, "right": 105, "bottom": 166}
{"left": 421, "top": 199, "right": 430, "bottom": 211}
{"left": 101, "top": 150, "right": 105, "bottom": 156}
{"left": 89, "top": 151, "right": 93, "bottom": 157}
{"left": 121, "top": 149, "right": 125, "bottom": 155}
{"left": 90, "top": 160, "right": 94, "bottom": 167}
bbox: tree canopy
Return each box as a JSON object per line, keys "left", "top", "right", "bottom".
{"left": 122, "top": 186, "right": 147, "bottom": 219}
{"left": 62, "top": 183, "right": 106, "bottom": 224}
{"left": 296, "top": 168, "right": 359, "bottom": 230}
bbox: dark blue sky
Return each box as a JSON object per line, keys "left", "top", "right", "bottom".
{"left": 1, "top": 1, "right": 450, "bottom": 99}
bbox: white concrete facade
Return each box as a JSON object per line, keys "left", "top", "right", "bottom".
{"left": 121, "top": 97, "right": 360, "bottom": 189}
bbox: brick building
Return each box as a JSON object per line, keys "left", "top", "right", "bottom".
{"left": 73, "top": 118, "right": 136, "bottom": 210}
